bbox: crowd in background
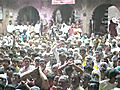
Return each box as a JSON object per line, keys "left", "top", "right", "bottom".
{"left": 0, "top": 17, "right": 120, "bottom": 90}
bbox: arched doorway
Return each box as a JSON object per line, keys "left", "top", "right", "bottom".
{"left": 17, "top": 6, "right": 40, "bottom": 25}
{"left": 108, "top": 6, "right": 120, "bottom": 21}
{"left": 92, "top": 4, "right": 120, "bottom": 35}
{"left": 53, "top": 5, "right": 74, "bottom": 24}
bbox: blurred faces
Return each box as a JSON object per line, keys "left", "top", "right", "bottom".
{"left": 116, "top": 75, "right": 120, "bottom": 87}
{"left": 82, "top": 73, "right": 91, "bottom": 89}
{"left": 59, "top": 54, "right": 66, "bottom": 63}
{"left": 6, "top": 68, "right": 14, "bottom": 77}
{"left": 23, "top": 58, "right": 30, "bottom": 68}
{"left": 80, "top": 49, "right": 86, "bottom": 58}
{"left": 52, "top": 65, "right": 58, "bottom": 75}
{"left": 71, "top": 74, "right": 80, "bottom": 89}
{"left": 57, "top": 75, "right": 69, "bottom": 90}
{"left": 11, "top": 74, "right": 20, "bottom": 85}
{"left": 3, "top": 60, "right": 10, "bottom": 68}
{"left": 0, "top": 53, "right": 3, "bottom": 58}
{"left": 117, "top": 59, "right": 120, "bottom": 66}
{"left": 53, "top": 76, "right": 59, "bottom": 86}
{"left": 0, "top": 77, "right": 6, "bottom": 86}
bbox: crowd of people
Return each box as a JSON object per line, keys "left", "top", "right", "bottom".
{"left": 0, "top": 17, "right": 120, "bottom": 90}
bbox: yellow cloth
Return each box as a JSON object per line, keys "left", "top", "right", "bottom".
{"left": 82, "top": 59, "right": 86, "bottom": 66}
{"left": 94, "top": 65, "right": 98, "bottom": 70}
{"left": 15, "top": 66, "right": 20, "bottom": 72}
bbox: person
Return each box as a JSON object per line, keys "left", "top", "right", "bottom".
{"left": 116, "top": 20, "right": 120, "bottom": 37}
{"left": 34, "top": 20, "right": 42, "bottom": 36}
{"left": 65, "top": 65, "right": 74, "bottom": 78}
{"left": 6, "top": 66, "right": 15, "bottom": 84}
{"left": 69, "top": 23, "right": 76, "bottom": 36}
{"left": 0, "top": 83, "right": 5, "bottom": 90}
{"left": 34, "top": 57, "right": 49, "bottom": 90}
{"left": 88, "top": 79, "right": 99, "bottom": 90}
{"left": 82, "top": 73, "right": 91, "bottom": 90}
{"left": 7, "top": 20, "right": 15, "bottom": 34}
{"left": 11, "top": 73, "right": 21, "bottom": 88}
{"left": 51, "top": 75, "right": 60, "bottom": 90}
{"left": 20, "top": 29, "right": 29, "bottom": 42}
{"left": 19, "top": 56, "right": 35, "bottom": 77}
{"left": 111, "top": 74, "right": 120, "bottom": 90}
{"left": 14, "top": 21, "right": 21, "bottom": 33}
{"left": 3, "top": 13, "right": 120, "bottom": 90}
{"left": 70, "top": 73, "right": 84, "bottom": 90}
{"left": 57, "top": 75, "right": 70, "bottom": 90}
{"left": 99, "top": 69, "right": 118, "bottom": 90}
{"left": 109, "top": 18, "right": 118, "bottom": 37}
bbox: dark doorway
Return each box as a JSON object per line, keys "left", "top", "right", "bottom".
{"left": 17, "top": 6, "right": 40, "bottom": 25}
{"left": 53, "top": 5, "right": 74, "bottom": 24}
{"left": 92, "top": 4, "right": 112, "bottom": 35}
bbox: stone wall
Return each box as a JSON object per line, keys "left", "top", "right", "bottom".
{"left": 0, "top": 0, "right": 120, "bottom": 34}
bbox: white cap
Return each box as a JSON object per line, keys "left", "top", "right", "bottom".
{"left": 112, "top": 17, "right": 118, "bottom": 23}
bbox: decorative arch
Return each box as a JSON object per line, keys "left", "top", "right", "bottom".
{"left": 91, "top": 3, "right": 120, "bottom": 35}
{"left": 52, "top": 4, "right": 74, "bottom": 24}
{"left": 17, "top": 6, "right": 40, "bottom": 25}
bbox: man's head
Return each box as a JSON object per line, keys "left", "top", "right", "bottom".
{"left": 20, "top": 49, "right": 26, "bottom": 58}
{"left": 0, "top": 52, "right": 4, "bottom": 58}
{"left": 92, "top": 70, "right": 101, "bottom": 81}
{"left": 117, "top": 58, "right": 120, "bottom": 66}
{"left": 52, "top": 64, "right": 59, "bottom": 75}
{"left": 53, "top": 75, "right": 60, "bottom": 86}
{"left": 6, "top": 66, "right": 15, "bottom": 77}
{"left": 84, "top": 65, "right": 93, "bottom": 74}
{"left": 82, "top": 73, "right": 92, "bottom": 89}
{"left": 3, "top": 58, "right": 10, "bottom": 68}
{"left": 116, "top": 74, "right": 120, "bottom": 86}
{"left": 85, "top": 56, "right": 94, "bottom": 67}
{"left": 0, "top": 83, "right": 5, "bottom": 90}
{"left": 9, "top": 20, "right": 12, "bottom": 25}
{"left": 88, "top": 79, "right": 99, "bottom": 90}
{"left": 23, "top": 56, "right": 31, "bottom": 67}
{"left": 0, "top": 74, "right": 7, "bottom": 86}
{"left": 65, "top": 65, "right": 74, "bottom": 76}
{"left": 99, "top": 62, "right": 108, "bottom": 72}
{"left": 35, "top": 57, "right": 46, "bottom": 70}
{"left": 47, "top": 73, "right": 55, "bottom": 87}
{"left": 57, "top": 75, "right": 70, "bottom": 90}
{"left": 71, "top": 73, "right": 80, "bottom": 89}
{"left": 107, "top": 69, "right": 119, "bottom": 83}
{"left": 79, "top": 48, "right": 86, "bottom": 57}
{"left": 95, "top": 51, "right": 102, "bottom": 62}
{"left": 35, "top": 57, "right": 46, "bottom": 68}
{"left": 5, "top": 84, "right": 16, "bottom": 90}
{"left": 11, "top": 73, "right": 21, "bottom": 85}
{"left": 59, "top": 53, "right": 67, "bottom": 63}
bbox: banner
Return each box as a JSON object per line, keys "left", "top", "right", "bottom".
{"left": 0, "top": 7, "right": 3, "bottom": 20}
{"left": 52, "top": 0, "right": 75, "bottom": 5}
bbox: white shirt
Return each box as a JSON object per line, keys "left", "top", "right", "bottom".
{"left": 14, "top": 25, "right": 21, "bottom": 31}
{"left": 7, "top": 24, "right": 15, "bottom": 33}
{"left": 99, "top": 79, "right": 116, "bottom": 90}
{"left": 20, "top": 25, "right": 25, "bottom": 33}
{"left": 116, "top": 23, "right": 120, "bottom": 36}
{"left": 19, "top": 65, "right": 35, "bottom": 77}
{"left": 60, "top": 23, "right": 71, "bottom": 34}
{"left": 34, "top": 23, "right": 40, "bottom": 33}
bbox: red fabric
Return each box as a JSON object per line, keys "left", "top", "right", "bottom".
{"left": 50, "top": 87, "right": 55, "bottom": 90}
{"left": 69, "top": 28, "right": 74, "bottom": 35}
{"left": 109, "top": 23, "right": 117, "bottom": 37}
